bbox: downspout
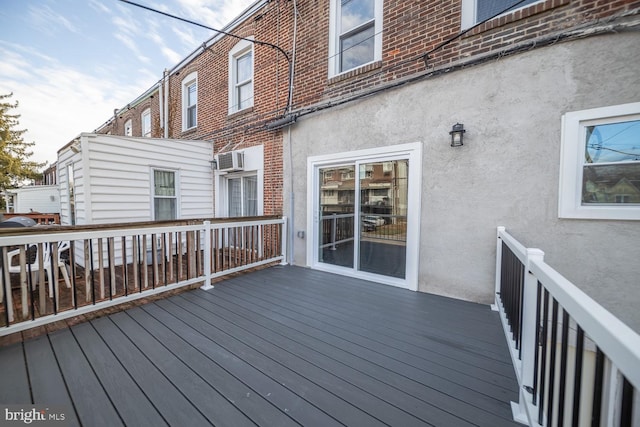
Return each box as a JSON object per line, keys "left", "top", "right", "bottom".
{"left": 287, "top": 0, "right": 299, "bottom": 264}
{"left": 163, "top": 68, "right": 169, "bottom": 138}
{"left": 158, "top": 70, "right": 164, "bottom": 136}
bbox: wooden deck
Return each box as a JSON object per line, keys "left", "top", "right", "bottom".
{"left": 0, "top": 266, "right": 520, "bottom": 426}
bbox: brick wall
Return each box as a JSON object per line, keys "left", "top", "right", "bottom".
{"left": 100, "top": 0, "right": 639, "bottom": 216}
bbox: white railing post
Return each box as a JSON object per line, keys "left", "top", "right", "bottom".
{"left": 511, "top": 247, "right": 544, "bottom": 424}
{"left": 280, "top": 216, "right": 288, "bottom": 265}
{"left": 200, "top": 221, "right": 214, "bottom": 290}
{"left": 492, "top": 226, "right": 505, "bottom": 311}
{"left": 522, "top": 248, "right": 544, "bottom": 390}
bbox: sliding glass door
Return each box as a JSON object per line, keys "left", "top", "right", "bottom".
{"left": 316, "top": 159, "right": 409, "bottom": 281}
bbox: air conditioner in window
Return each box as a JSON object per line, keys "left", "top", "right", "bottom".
{"left": 215, "top": 151, "right": 244, "bottom": 172}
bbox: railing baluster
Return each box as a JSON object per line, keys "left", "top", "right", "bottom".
{"left": 592, "top": 347, "right": 605, "bottom": 427}
{"left": 121, "top": 236, "right": 128, "bottom": 297}
{"left": 572, "top": 326, "right": 585, "bottom": 427}
{"left": 533, "top": 281, "right": 542, "bottom": 405}
{"left": 558, "top": 309, "right": 570, "bottom": 426}
{"left": 98, "top": 238, "right": 105, "bottom": 299}
{"left": 620, "top": 377, "right": 633, "bottom": 427}
{"left": 547, "top": 299, "right": 559, "bottom": 426}
{"left": 539, "top": 289, "right": 550, "bottom": 425}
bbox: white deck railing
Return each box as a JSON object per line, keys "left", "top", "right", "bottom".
{"left": 0, "top": 217, "right": 287, "bottom": 336}
{"left": 495, "top": 226, "right": 639, "bottom": 426}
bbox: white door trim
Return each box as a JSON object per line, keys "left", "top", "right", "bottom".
{"left": 306, "top": 142, "right": 422, "bottom": 291}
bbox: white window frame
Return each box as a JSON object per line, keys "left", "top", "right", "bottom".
{"left": 124, "top": 119, "right": 132, "bottom": 137}
{"left": 141, "top": 108, "right": 151, "bottom": 137}
{"left": 307, "top": 142, "right": 422, "bottom": 290}
{"left": 214, "top": 145, "right": 264, "bottom": 218}
{"left": 181, "top": 72, "right": 197, "bottom": 131}
{"left": 224, "top": 173, "right": 259, "bottom": 217}
{"left": 461, "top": 0, "right": 544, "bottom": 29}
{"left": 558, "top": 102, "right": 640, "bottom": 220}
{"left": 228, "top": 38, "right": 254, "bottom": 114}
{"left": 328, "top": 0, "right": 383, "bottom": 78}
{"left": 151, "top": 168, "right": 179, "bottom": 221}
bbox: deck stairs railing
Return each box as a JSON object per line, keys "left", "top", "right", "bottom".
{"left": 0, "top": 216, "right": 286, "bottom": 336}
{"left": 495, "top": 226, "right": 639, "bottom": 426}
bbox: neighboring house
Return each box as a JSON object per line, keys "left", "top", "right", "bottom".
{"left": 57, "top": 133, "right": 213, "bottom": 225}
{"left": 2, "top": 185, "right": 60, "bottom": 214}
{"left": 88, "top": 0, "right": 640, "bottom": 331}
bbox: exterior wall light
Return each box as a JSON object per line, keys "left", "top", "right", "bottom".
{"left": 210, "top": 159, "right": 217, "bottom": 170}
{"left": 450, "top": 123, "right": 465, "bottom": 147}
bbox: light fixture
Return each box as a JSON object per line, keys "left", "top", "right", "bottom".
{"left": 449, "top": 123, "right": 465, "bottom": 147}
{"left": 70, "top": 139, "right": 81, "bottom": 153}
{"left": 210, "top": 159, "right": 217, "bottom": 170}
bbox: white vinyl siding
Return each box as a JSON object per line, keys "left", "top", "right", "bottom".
{"left": 59, "top": 133, "right": 213, "bottom": 224}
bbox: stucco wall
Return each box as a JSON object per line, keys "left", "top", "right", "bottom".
{"left": 285, "top": 32, "right": 640, "bottom": 332}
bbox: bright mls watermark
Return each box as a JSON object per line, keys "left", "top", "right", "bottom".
{"left": 1, "top": 406, "right": 69, "bottom": 426}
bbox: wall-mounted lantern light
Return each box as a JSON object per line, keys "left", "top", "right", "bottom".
{"left": 449, "top": 123, "right": 465, "bottom": 147}
{"left": 210, "top": 159, "right": 218, "bottom": 170}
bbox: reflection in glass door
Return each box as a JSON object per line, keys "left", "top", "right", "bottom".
{"left": 317, "top": 160, "right": 408, "bottom": 280}
{"left": 358, "top": 160, "right": 408, "bottom": 279}
{"left": 318, "top": 165, "right": 356, "bottom": 268}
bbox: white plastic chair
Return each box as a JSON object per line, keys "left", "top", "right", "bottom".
{"left": 5, "top": 242, "right": 71, "bottom": 298}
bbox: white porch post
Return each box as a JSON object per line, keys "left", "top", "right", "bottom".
{"left": 280, "top": 216, "right": 288, "bottom": 265}
{"left": 492, "top": 226, "right": 505, "bottom": 311}
{"left": 200, "top": 221, "right": 214, "bottom": 290}
{"left": 511, "top": 247, "right": 544, "bottom": 425}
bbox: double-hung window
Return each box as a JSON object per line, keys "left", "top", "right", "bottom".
{"left": 124, "top": 119, "right": 132, "bottom": 136}
{"left": 229, "top": 39, "right": 254, "bottom": 114}
{"left": 559, "top": 102, "right": 640, "bottom": 220}
{"left": 328, "top": 0, "right": 382, "bottom": 77}
{"left": 182, "top": 72, "right": 197, "bottom": 131}
{"left": 141, "top": 108, "right": 151, "bottom": 137}
{"left": 461, "top": 0, "right": 543, "bottom": 29}
{"left": 153, "top": 169, "right": 177, "bottom": 221}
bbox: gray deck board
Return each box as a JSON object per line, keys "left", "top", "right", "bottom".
{"left": 0, "top": 265, "right": 520, "bottom": 426}
{"left": 23, "top": 335, "right": 80, "bottom": 427}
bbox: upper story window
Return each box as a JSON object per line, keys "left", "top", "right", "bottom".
{"left": 328, "top": 0, "right": 383, "bottom": 77}
{"left": 182, "top": 72, "right": 197, "bottom": 131}
{"left": 559, "top": 102, "right": 640, "bottom": 220}
{"left": 141, "top": 108, "right": 151, "bottom": 137}
{"left": 228, "top": 39, "right": 254, "bottom": 114}
{"left": 124, "top": 119, "right": 132, "bottom": 136}
{"left": 461, "top": 0, "right": 542, "bottom": 29}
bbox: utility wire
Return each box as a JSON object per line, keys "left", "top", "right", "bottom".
{"left": 118, "top": 0, "right": 293, "bottom": 114}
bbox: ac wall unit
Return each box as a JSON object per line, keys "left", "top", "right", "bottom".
{"left": 216, "top": 151, "right": 244, "bottom": 172}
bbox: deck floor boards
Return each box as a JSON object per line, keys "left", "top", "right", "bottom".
{"left": 0, "top": 265, "right": 520, "bottom": 426}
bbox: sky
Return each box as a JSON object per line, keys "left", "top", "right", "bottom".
{"left": 0, "top": 0, "right": 255, "bottom": 167}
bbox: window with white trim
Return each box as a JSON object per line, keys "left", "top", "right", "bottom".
{"left": 153, "top": 169, "right": 177, "bottom": 220}
{"left": 461, "top": 0, "right": 543, "bottom": 29}
{"left": 227, "top": 174, "right": 258, "bottom": 217}
{"left": 559, "top": 102, "right": 640, "bottom": 220}
{"left": 124, "top": 119, "right": 132, "bottom": 136}
{"left": 182, "top": 72, "right": 197, "bottom": 131}
{"left": 141, "top": 108, "right": 151, "bottom": 137}
{"left": 228, "top": 39, "right": 254, "bottom": 114}
{"left": 328, "top": 0, "right": 383, "bottom": 77}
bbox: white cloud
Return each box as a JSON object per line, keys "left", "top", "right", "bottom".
{"left": 0, "top": 44, "right": 149, "bottom": 165}
{"left": 27, "top": 4, "right": 79, "bottom": 36}
{"left": 88, "top": 0, "right": 111, "bottom": 14}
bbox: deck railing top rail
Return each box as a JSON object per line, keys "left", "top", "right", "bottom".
{"left": 496, "top": 226, "right": 639, "bottom": 426}
{"left": 1, "top": 216, "right": 287, "bottom": 337}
